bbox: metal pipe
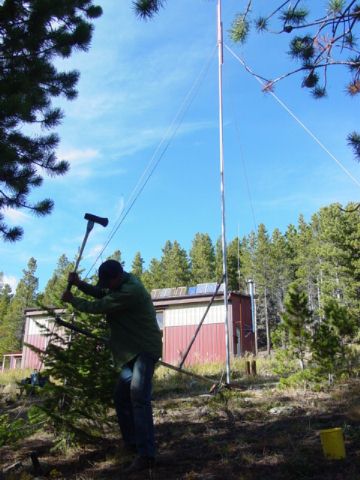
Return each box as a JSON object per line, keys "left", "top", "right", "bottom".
{"left": 247, "top": 279, "right": 258, "bottom": 355}
{"left": 217, "top": 0, "right": 231, "bottom": 384}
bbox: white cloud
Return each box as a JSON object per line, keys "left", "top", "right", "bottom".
{"left": 113, "top": 197, "right": 125, "bottom": 220}
{"left": 100, "top": 120, "right": 215, "bottom": 158}
{"left": 66, "top": 92, "right": 129, "bottom": 121}
{"left": 2, "top": 274, "right": 18, "bottom": 292}
{"left": 56, "top": 148, "right": 101, "bottom": 180}
{"left": 59, "top": 148, "right": 99, "bottom": 164}
{"left": 56, "top": 147, "right": 128, "bottom": 181}
{"left": 54, "top": 118, "right": 212, "bottom": 187}
{"left": 3, "top": 208, "right": 30, "bottom": 224}
{"left": 85, "top": 244, "right": 105, "bottom": 261}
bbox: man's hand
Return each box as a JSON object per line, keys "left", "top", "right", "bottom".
{"left": 62, "top": 290, "right": 74, "bottom": 303}
{"left": 68, "top": 272, "right": 81, "bottom": 286}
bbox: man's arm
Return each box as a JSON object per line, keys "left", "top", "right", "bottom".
{"left": 68, "top": 272, "right": 105, "bottom": 299}
{"left": 62, "top": 287, "right": 135, "bottom": 315}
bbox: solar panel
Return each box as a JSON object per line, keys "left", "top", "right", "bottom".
{"left": 158, "top": 288, "right": 172, "bottom": 298}
{"left": 205, "top": 283, "right": 217, "bottom": 293}
{"left": 196, "top": 283, "right": 219, "bottom": 294}
{"left": 152, "top": 284, "right": 224, "bottom": 299}
{"left": 151, "top": 289, "right": 162, "bottom": 299}
{"left": 174, "top": 286, "right": 187, "bottom": 296}
{"left": 196, "top": 282, "right": 224, "bottom": 295}
{"left": 195, "top": 283, "right": 207, "bottom": 294}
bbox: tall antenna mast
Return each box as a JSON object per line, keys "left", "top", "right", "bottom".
{"left": 217, "top": 0, "right": 230, "bottom": 384}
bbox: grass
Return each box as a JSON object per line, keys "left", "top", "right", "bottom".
{"left": 153, "top": 356, "right": 279, "bottom": 399}
{"left": 0, "top": 368, "right": 32, "bottom": 385}
{"left": 1, "top": 357, "right": 360, "bottom": 479}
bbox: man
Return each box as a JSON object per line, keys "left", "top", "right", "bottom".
{"left": 30, "top": 368, "right": 39, "bottom": 386}
{"left": 61, "top": 259, "right": 162, "bottom": 473}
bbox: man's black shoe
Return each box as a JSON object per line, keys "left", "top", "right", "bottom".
{"left": 123, "top": 455, "right": 155, "bottom": 474}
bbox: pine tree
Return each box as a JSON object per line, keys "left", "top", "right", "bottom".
{"left": 142, "top": 258, "right": 165, "bottom": 291}
{"left": 215, "top": 237, "right": 223, "bottom": 282}
{"left": 282, "top": 282, "right": 313, "bottom": 370}
{"left": 0, "top": 273, "right": 13, "bottom": 360}
{"left": 160, "top": 240, "right": 190, "bottom": 287}
{"left": 227, "top": 237, "right": 242, "bottom": 291}
{"left": 253, "top": 224, "right": 273, "bottom": 354}
{"left": 314, "top": 203, "right": 360, "bottom": 318}
{"left": 0, "top": 257, "right": 38, "bottom": 356}
{"left": 312, "top": 298, "right": 357, "bottom": 377}
{"left": 0, "top": 0, "right": 103, "bottom": 241}
{"left": 294, "top": 215, "right": 320, "bottom": 315}
{"left": 0, "top": 281, "right": 12, "bottom": 325}
{"left": 284, "top": 224, "right": 299, "bottom": 283}
{"left": 29, "top": 261, "right": 118, "bottom": 447}
{"left": 29, "top": 307, "right": 116, "bottom": 448}
{"left": 131, "top": 251, "right": 145, "bottom": 280}
{"left": 189, "top": 233, "right": 215, "bottom": 284}
{"left": 238, "top": 232, "right": 256, "bottom": 285}
{"left": 229, "top": 1, "right": 360, "bottom": 162}
{"left": 107, "top": 250, "right": 125, "bottom": 267}
{"left": 40, "top": 254, "right": 73, "bottom": 308}
{"left": 214, "top": 236, "right": 237, "bottom": 286}
{"left": 269, "top": 228, "right": 290, "bottom": 315}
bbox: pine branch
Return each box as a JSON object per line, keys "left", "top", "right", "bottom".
{"left": 133, "top": 0, "right": 167, "bottom": 19}
{"left": 0, "top": 0, "right": 102, "bottom": 241}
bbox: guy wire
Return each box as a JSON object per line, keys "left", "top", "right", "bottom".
{"left": 85, "top": 45, "right": 217, "bottom": 279}
{"left": 225, "top": 44, "right": 360, "bottom": 189}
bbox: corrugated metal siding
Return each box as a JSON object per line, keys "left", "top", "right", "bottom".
{"left": 240, "top": 296, "right": 255, "bottom": 353}
{"left": 21, "top": 334, "right": 48, "bottom": 369}
{"left": 19, "top": 296, "right": 253, "bottom": 370}
{"left": 164, "top": 303, "right": 224, "bottom": 327}
{"left": 162, "top": 323, "right": 226, "bottom": 366}
{"left": 230, "top": 295, "right": 255, "bottom": 355}
{"left": 28, "top": 317, "right": 51, "bottom": 335}
{"left": 21, "top": 316, "right": 55, "bottom": 369}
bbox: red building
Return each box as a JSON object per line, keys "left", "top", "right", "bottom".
{"left": 17, "top": 286, "right": 254, "bottom": 370}
{"left": 152, "top": 286, "right": 255, "bottom": 366}
{"left": 1, "top": 352, "right": 22, "bottom": 372}
{"left": 20, "top": 308, "right": 65, "bottom": 370}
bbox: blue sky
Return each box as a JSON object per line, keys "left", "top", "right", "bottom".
{"left": 1, "top": 0, "right": 359, "bottom": 292}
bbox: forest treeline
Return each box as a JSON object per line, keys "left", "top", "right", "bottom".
{"left": 0, "top": 201, "right": 359, "bottom": 358}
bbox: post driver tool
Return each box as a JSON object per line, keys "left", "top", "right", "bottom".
{"left": 67, "top": 213, "right": 109, "bottom": 291}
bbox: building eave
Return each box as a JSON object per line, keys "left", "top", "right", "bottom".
{"left": 24, "top": 308, "right": 66, "bottom": 316}
{"left": 153, "top": 291, "right": 249, "bottom": 308}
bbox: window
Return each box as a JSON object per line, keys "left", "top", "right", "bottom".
{"left": 156, "top": 311, "right": 164, "bottom": 330}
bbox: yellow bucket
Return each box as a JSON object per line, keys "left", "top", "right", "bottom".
{"left": 319, "top": 427, "right": 346, "bottom": 460}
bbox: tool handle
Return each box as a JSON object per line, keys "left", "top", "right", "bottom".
{"left": 67, "top": 221, "right": 94, "bottom": 292}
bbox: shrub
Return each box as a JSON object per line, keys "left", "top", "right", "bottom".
{"left": 278, "top": 368, "right": 325, "bottom": 391}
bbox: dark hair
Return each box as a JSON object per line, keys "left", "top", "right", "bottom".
{"left": 97, "top": 260, "right": 123, "bottom": 288}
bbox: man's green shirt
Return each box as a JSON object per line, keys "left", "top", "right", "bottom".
{"left": 70, "top": 273, "right": 163, "bottom": 367}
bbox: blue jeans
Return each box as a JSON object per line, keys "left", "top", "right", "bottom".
{"left": 114, "top": 353, "right": 157, "bottom": 457}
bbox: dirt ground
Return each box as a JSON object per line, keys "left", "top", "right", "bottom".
{"left": 1, "top": 378, "right": 360, "bottom": 480}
